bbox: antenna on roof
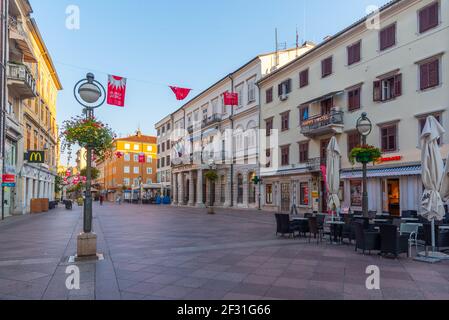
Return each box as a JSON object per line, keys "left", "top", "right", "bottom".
{"left": 275, "top": 28, "right": 287, "bottom": 66}
{"left": 296, "top": 26, "right": 299, "bottom": 57}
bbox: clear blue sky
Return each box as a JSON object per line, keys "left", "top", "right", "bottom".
{"left": 30, "top": 0, "right": 388, "bottom": 166}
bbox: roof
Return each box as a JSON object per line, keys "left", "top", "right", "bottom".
{"left": 258, "top": 0, "right": 403, "bottom": 86}
{"left": 115, "top": 134, "right": 157, "bottom": 144}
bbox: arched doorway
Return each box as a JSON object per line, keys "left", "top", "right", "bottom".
{"left": 248, "top": 172, "right": 256, "bottom": 204}
{"left": 237, "top": 174, "right": 243, "bottom": 204}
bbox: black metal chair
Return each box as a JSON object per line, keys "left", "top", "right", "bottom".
{"left": 380, "top": 225, "right": 409, "bottom": 258}
{"left": 308, "top": 217, "right": 324, "bottom": 244}
{"left": 275, "top": 214, "right": 300, "bottom": 238}
{"left": 423, "top": 223, "right": 449, "bottom": 251}
{"left": 354, "top": 222, "right": 381, "bottom": 254}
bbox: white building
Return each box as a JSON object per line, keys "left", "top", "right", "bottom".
{"left": 155, "top": 115, "right": 173, "bottom": 196}
{"left": 258, "top": 0, "right": 449, "bottom": 215}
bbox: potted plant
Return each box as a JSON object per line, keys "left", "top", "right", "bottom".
{"left": 204, "top": 170, "right": 218, "bottom": 214}
{"left": 349, "top": 144, "right": 382, "bottom": 165}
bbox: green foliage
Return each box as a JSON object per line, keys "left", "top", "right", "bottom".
{"left": 80, "top": 167, "right": 100, "bottom": 181}
{"left": 205, "top": 170, "right": 218, "bottom": 182}
{"left": 54, "top": 175, "right": 63, "bottom": 194}
{"left": 349, "top": 145, "right": 382, "bottom": 165}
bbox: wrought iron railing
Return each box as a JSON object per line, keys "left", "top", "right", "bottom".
{"left": 301, "top": 110, "right": 344, "bottom": 135}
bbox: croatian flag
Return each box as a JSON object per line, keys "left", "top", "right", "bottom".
{"left": 107, "top": 75, "right": 127, "bottom": 107}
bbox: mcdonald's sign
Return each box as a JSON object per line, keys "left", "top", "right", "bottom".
{"left": 25, "top": 151, "right": 45, "bottom": 164}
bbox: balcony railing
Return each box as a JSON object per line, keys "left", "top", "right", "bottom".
{"left": 300, "top": 110, "right": 344, "bottom": 137}
{"left": 202, "top": 114, "right": 222, "bottom": 127}
{"left": 7, "top": 63, "right": 37, "bottom": 98}
{"left": 307, "top": 157, "right": 327, "bottom": 172}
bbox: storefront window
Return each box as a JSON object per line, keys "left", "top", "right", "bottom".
{"left": 248, "top": 173, "right": 256, "bottom": 204}
{"left": 237, "top": 174, "right": 243, "bottom": 204}
{"left": 350, "top": 180, "right": 362, "bottom": 207}
{"left": 266, "top": 184, "right": 273, "bottom": 204}
{"left": 300, "top": 182, "right": 309, "bottom": 206}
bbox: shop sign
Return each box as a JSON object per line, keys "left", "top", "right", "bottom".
{"left": 378, "top": 156, "right": 402, "bottom": 163}
{"left": 25, "top": 151, "right": 45, "bottom": 164}
{"left": 2, "top": 174, "right": 16, "bottom": 187}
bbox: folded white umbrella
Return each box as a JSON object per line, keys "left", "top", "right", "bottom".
{"left": 326, "top": 136, "right": 341, "bottom": 218}
{"left": 440, "top": 152, "right": 449, "bottom": 203}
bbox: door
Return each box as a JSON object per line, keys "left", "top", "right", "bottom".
{"left": 387, "top": 179, "right": 400, "bottom": 216}
{"left": 320, "top": 139, "right": 330, "bottom": 163}
{"left": 321, "top": 97, "right": 333, "bottom": 115}
{"left": 281, "top": 183, "right": 291, "bottom": 212}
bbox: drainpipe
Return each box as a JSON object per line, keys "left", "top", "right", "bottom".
{"left": 1, "top": 0, "right": 9, "bottom": 220}
{"left": 256, "top": 81, "right": 262, "bottom": 211}
{"left": 228, "top": 74, "right": 234, "bottom": 207}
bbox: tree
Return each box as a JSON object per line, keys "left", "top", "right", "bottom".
{"left": 80, "top": 167, "right": 100, "bottom": 181}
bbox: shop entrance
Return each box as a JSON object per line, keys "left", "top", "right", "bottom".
{"left": 281, "top": 183, "right": 290, "bottom": 212}
{"left": 385, "top": 179, "right": 400, "bottom": 216}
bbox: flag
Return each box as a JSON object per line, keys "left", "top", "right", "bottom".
{"left": 138, "top": 153, "right": 145, "bottom": 163}
{"left": 223, "top": 92, "right": 238, "bottom": 106}
{"left": 107, "top": 75, "right": 127, "bottom": 107}
{"left": 170, "top": 86, "right": 191, "bottom": 101}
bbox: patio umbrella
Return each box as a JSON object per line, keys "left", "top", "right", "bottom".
{"left": 440, "top": 151, "right": 449, "bottom": 203}
{"left": 419, "top": 116, "right": 446, "bottom": 261}
{"left": 326, "top": 136, "right": 341, "bottom": 221}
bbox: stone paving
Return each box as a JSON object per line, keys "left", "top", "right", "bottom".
{"left": 0, "top": 203, "right": 448, "bottom": 300}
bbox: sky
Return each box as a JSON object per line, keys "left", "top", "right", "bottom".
{"left": 29, "top": 0, "right": 390, "bottom": 166}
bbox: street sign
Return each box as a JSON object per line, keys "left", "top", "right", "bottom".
{"left": 25, "top": 151, "right": 45, "bottom": 164}
{"left": 2, "top": 174, "right": 16, "bottom": 188}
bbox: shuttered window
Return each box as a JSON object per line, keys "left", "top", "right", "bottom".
{"left": 381, "top": 124, "right": 398, "bottom": 152}
{"left": 373, "top": 74, "right": 402, "bottom": 102}
{"left": 347, "top": 131, "right": 361, "bottom": 155}
{"left": 419, "top": 2, "right": 439, "bottom": 33}
{"left": 299, "top": 69, "right": 309, "bottom": 88}
{"left": 420, "top": 58, "right": 439, "bottom": 90}
{"left": 298, "top": 142, "right": 309, "bottom": 163}
{"left": 265, "top": 118, "right": 273, "bottom": 137}
{"left": 281, "top": 145, "right": 290, "bottom": 166}
{"left": 380, "top": 24, "right": 396, "bottom": 51}
{"left": 266, "top": 87, "right": 273, "bottom": 103}
{"left": 321, "top": 57, "right": 333, "bottom": 78}
{"left": 348, "top": 87, "right": 361, "bottom": 111}
{"left": 278, "top": 79, "right": 292, "bottom": 96}
{"left": 281, "top": 112, "right": 290, "bottom": 131}
{"left": 347, "top": 41, "right": 361, "bottom": 65}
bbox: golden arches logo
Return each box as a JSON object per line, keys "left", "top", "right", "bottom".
{"left": 27, "top": 151, "right": 44, "bottom": 163}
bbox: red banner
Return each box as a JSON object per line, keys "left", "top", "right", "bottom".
{"left": 107, "top": 75, "right": 127, "bottom": 107}
{"left": 170, "top": 86, "right": 191, "bottom": 101}
{"left": 223, "top": 92, "right": 238, "bottom": 106}
{"left": 138, "top": 153, "right": 146, "bottom": 163}
{"left": 2, "top": 174, "right": 15, "bottom": 183}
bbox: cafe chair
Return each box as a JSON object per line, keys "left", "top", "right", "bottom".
{"left": 275, "top": 214, "right": 300, "bottom": 238}
{"left": 380, "top": 225, "right": 409, "bottom": 258}
{"left": 400, "top": 223, "right": 421, "bottom": 257}
{"left": 354, "top": 222, "right": 381, "bottom": 255}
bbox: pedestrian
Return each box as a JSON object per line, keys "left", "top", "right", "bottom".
{"left": 100, "top": 194, "right": 104, "bottom": 206}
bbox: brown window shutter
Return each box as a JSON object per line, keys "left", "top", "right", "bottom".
{"left": 373, "top": 81, "right": 381, "bottom": 101}
{"left": 278, "top": 84, "right": 283, "bottom": 96}
{"left": 429, "top": 59, "right": 439, "bottom": 87}
{"left": 394, "top": 74, "right": 402, "bottom": 97}
{"left": 286, "top": 79, "right": 292, "bottom": 93}
{"left": 348, "top": 91, "right": 354, "bottom": 110}
{"left": 429, "top": 3, "right": 439, "bottom": 28}
{"left": 348, "top": 46, "right": 353, "bottom": 65}
{"left": 419, "top": 8, "right": 429, "bottom": 33}
{"left": 420, "top": 63, "right": 429, "bottom": 90}
{"left": 355, "top": 42, "right": 361, "bottom": 62}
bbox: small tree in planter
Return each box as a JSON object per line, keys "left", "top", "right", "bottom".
{"left": 204, "top": 170, "right": 218, "bottom": 214}
{"left": 349, "top": 145, "right": 382, "bottom": 166}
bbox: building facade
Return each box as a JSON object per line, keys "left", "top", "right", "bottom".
{"left": 155, "top": 115, "right": 173, "bottom": 197}
{"left": 167, "top": 45, "right": 314, "bottom": 209}
{"left": 94, "top": 131, "right": 158, "bottom": 201}
{"left": 2, "top": 0, "right": 61, "bottom": 217}
{"left": 258, "top": 0, "right": 449, "bottom": 215}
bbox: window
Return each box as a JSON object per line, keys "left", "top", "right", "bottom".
{"left": 166, "top": 140, "right": 171, "bottom": 150}
{"left": 147, "top": 156, "right": 152, "bottom": 163}
{"left": 124, "top": 166, "right": 130, "bottom": 174}
{"left": 161, "top": 143, "right": 165, "bottom": 153}
{"left": 33, "top": 130, "right": 38, "bottom": 150}
{"left": 266, "top": 88, "right": 273, "bottom": 104}
{"left": 300, "top": 182, "right": 309, "bottom": 206}
{"left": 278, "top": 79, "right": 292, "bottom": 97}
{"left": 266, "top": 149, "right": 272, "bottom": 168}
{"left": 247, "top": 77, "right": 256, "bottom": 103}
{"left": 167, "top": 123, "right": 171, "bottom": 131}
{"left": 348, "top": 86, "right": 362, "bottom": 111}
{"left": 419, "top": 2, "right": 439, "bottom": 34}
{"left": 124, "top": 143, "right": 131, "bottom": 150}
{"left": 321, "top": 97, "right": 333, "bottom": 115}
{"left": 350, "top": 180, "right": 363, "bottom": 207}
{"left": 419, "top": 114, "right": 442, "bottom": 145}
{"left": 26, "top": 124, "right": 31, "bottom": 150}
{"left": 381, "top": 124, "right": 398, "bottom": 152}
{"left": 266, "top": 184, "right": 273, "bottom": 205}
{"left": 347, "top": 131, "right": 361, "bottom": 154}
{"left": 347, "top": 41, "right": 361, "bottom": 65}
{"left": 161, "top": 157, "right": 165, "bottom": 167}
{"left": 147, "top": 145, "right": 153, "bottom": 152}
{"left": 146, "top": 179, "right": 153, "bottom": 185}
{"left": 157, "top": 145, "right": 160, "bottom": 154}
{"left": 248, "top": 173, "right": 256, "bottom": 204}
{"left": 420, "top": 58, "right": 439, "bottom": 90}
{"left": 298, "top": 142, "right": 309, "bottom": 163}
{"left": 124, "top": 153, "right": 130, "bottom": 162}
{"left": 281, "top": 145, "right": 290, "bottom": 166}
{"left": 373, "top": 74, "right": 402, "bottom": 102}
{"left": 237, "top": 174, "right": 243, "bottom": 204}
{"left": 380, "top": 23, "right": 396, "bottom": 51}
{"left": 147, "top": 168, "right": 153, "bottom": 174}
{"left": 321, "top": 56, "right": 333, "bottom": 78}
{"left": 157, "top": 159, "right": 160, "bottom": 169}
{"left": 133, "top": 167, "right": 139, "bottom": 174}
{"left": 212, "top": 98, "right": 218, "bottom": 114}
{"left": 281, "top": 112, "right": 290, "bottom": 131}
{"left": 299, "top": 69, "right": 309, "bottom": 88}
{"left": 299, "top": 106, "right": 309, "bottom": 124}
{"left": 265, "top": 118, "right": 273, "bottom": 137}
{"left": 166, "top": 155, "right": 170, "bottom": 165}
{"left": 124, "top": 178, "right": 130, "bottom": 186}
{"left": 236, "top": 84, "right": 243, "bottom": 107}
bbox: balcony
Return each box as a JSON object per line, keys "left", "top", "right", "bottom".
{"left": 202, "top": 114, "right": 222, "bottom": 127}
{"left": 300, "top": 110, "right": 344, "bottom": 138}
{"left": 7, "top": 63, "right": 37, "bottom": 99}
{"left": 8, "top": 16, "right": 36, "bottom": 63}
{"left": 307, "top": 157, "right": 326, "bottom": 172}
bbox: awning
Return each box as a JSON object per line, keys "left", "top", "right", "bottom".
{"left": 261, "top": 167, "right": 310, "bottom": 178}
{"left": 341, "top": 165, "right": 421, "bottom": 179}
{"left": 300, "top": 90, "right": 344, "bottom": 106}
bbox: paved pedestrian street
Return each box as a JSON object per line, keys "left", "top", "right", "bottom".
{"left": 0, "top": 204, "right": 448, "bottom": 300}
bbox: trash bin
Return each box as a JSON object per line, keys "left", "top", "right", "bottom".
{"left": 30, "top": 199, "right": 42, "bottom": 214}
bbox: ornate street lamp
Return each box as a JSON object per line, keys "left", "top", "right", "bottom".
{"left": 73, "top": 73, "right": 106, "bottom": 258}
{"left": 356, "top": 112, "right": 373, "bottom": 218}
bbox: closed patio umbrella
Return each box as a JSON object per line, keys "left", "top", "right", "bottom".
{"left": 440, "top": 152, "right": 449, "bottom": 203}
{"left": 326, "top": 136, "right": 341, "bottom": 221}
{"left": 419, "top": 116, "right": 447, "bottom": 261}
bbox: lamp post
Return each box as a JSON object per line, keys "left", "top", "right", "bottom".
{"left": 356, "top": 112, "right": 373, "bottom": 218}
{"left": 73, "top": 73, "right": 106, "bottom": 259}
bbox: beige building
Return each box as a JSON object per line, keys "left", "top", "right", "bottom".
{"left": 167, "top": 44, "right": 314, "bottom": 209}
{"left": 155, "top": 115, "right": 173, "bottom": 197}
{"left": 258, "top": 0, "right": 449, "bottom": 215}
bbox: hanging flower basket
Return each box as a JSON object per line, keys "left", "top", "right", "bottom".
{"left": 349, "top": 145, "right": 382, "bottom": 165}
{"left": 60, "top": 115, "right": 116, "bottom": 161}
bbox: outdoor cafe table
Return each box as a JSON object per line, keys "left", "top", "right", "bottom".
{"left": 326, "top": 221, "right": 346, "bottom": 244}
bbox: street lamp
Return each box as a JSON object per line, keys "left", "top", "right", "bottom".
{"left": 73, "top": 73, "right": 106, "bottom": 259}
{"left": 356, "top": 112, "right": 372, "bottom": 218}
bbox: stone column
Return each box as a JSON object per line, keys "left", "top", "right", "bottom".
{"left": 172, "top": 173, "right": 178, "bottom": 205}
{"left": 21, "top": 177, "right": 27, "bottom": 215}
{"left": 223, "top": 170, "right": 232, "bottom": 207}
{"left": 214, "top": 173, "right": 221, "bottom": 207}
{"left": 27, "top": 178, "right": 33, "bottom": 212}
{"left": 188, "top": 171, "right": 195, "bottom": 207}
{"left": 178, "top": 173, "right": 184, "bottom": 205}
{"left": 196, "top": 169, "right": 205, "bottom": 207}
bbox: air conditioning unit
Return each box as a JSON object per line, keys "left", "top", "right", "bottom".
{"left": 280, "top": 93, "right": 288, "bottom": 101}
